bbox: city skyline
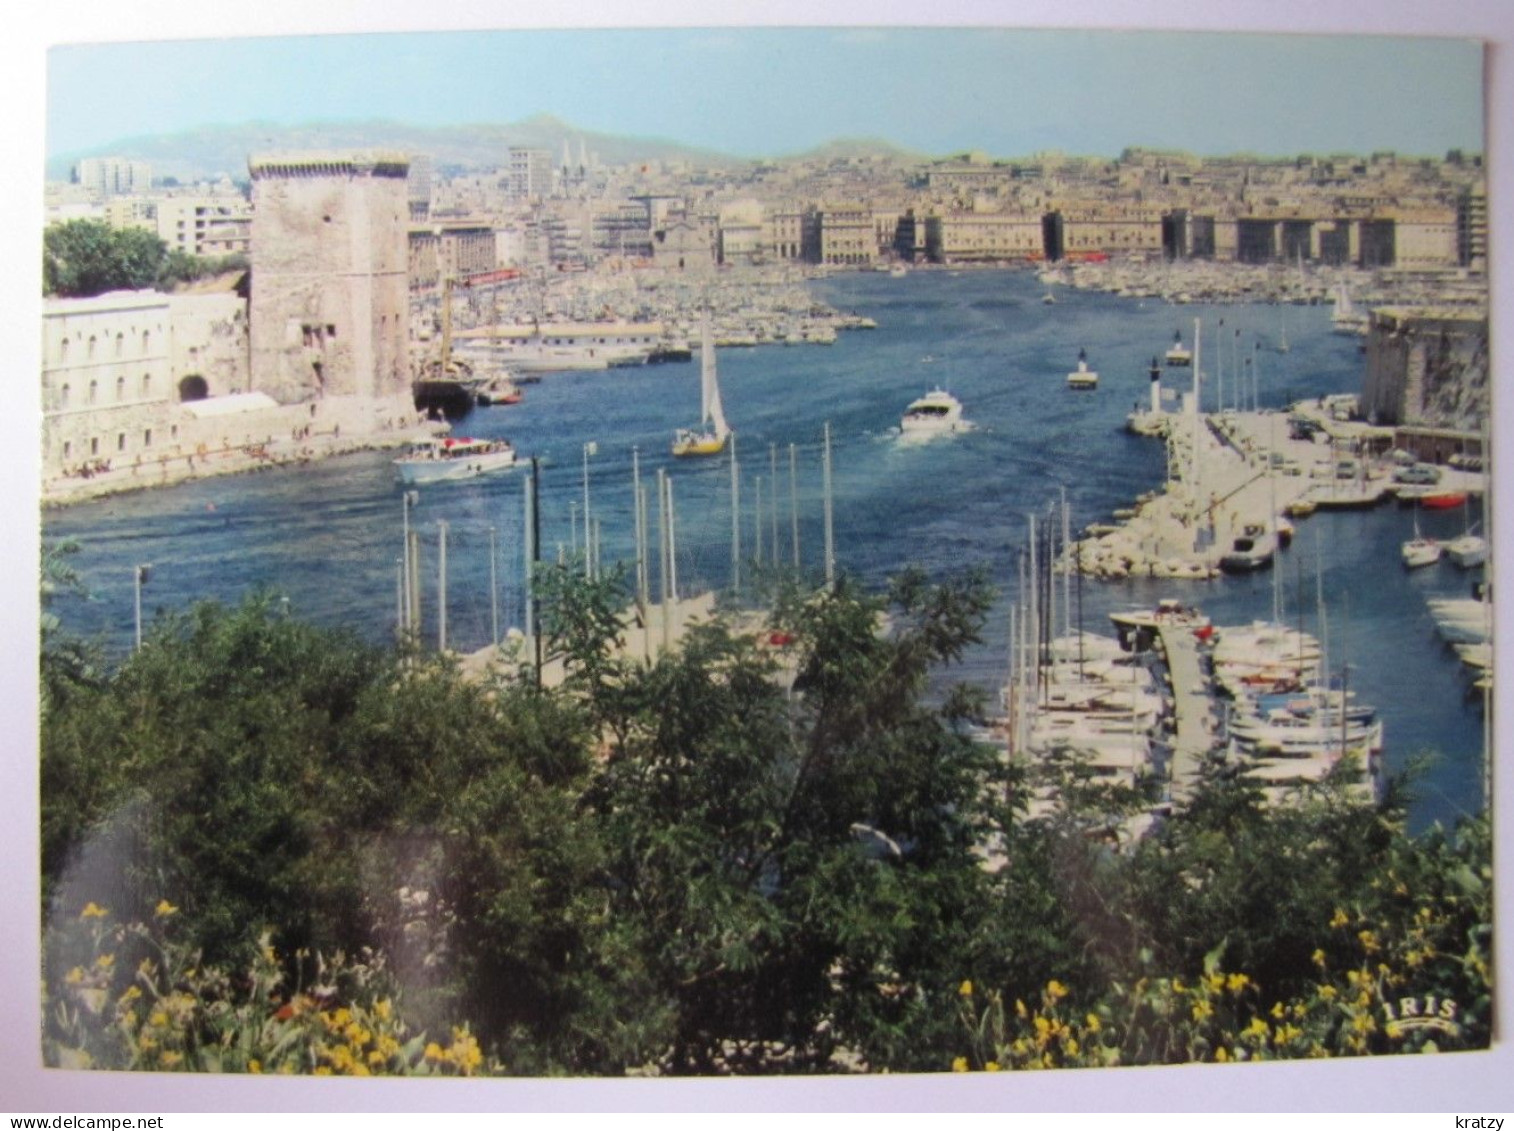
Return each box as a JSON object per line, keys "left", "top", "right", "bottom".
{"left": 47, "top": 25, "right": 1484, "bottom": 167}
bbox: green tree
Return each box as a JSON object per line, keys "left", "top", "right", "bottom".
{"left": 44, "top": 219, "right": 168, "bottom": 297}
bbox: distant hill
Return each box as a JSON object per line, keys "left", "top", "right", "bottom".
{"left": 45, "top": 114, "right": 747, "bottom": 183}
{"left": 777, "top": 137, "right": 926, "bottom": 163}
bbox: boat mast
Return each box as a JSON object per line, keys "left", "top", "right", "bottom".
{"left": 823, "top": 422, "right": 835, "bottom": 588}
{"left": 789, "top": 443, "right": 800, "bottom": 568}
{"left": 658, "top": 467, "right": 671, "bottom": 654}
{"left": 770, "top": 443, "right": 780, "bottom": 568}
{"left": 730, "top": 434, "right": 741, "bottom": 595}
{"left": 437, "top": 519, "right": 448, "bottom": 653}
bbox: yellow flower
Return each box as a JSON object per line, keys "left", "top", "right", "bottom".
{"left": 94, "top": 953, "right": 115, "bottom": 970}
{"left": 1358, "top": 930, "right": 1380, "bottom": 954}
{"left": 1085, "top": 1013, "right": 1102, "bottom": 1032}
{"left": 64, "top": 966, "right": 86, "bottom": 985}
{"left": 160, "top": 1051, "right": 183, "bottom": 1068}
{"left": 1215, "top": 1046, "right": 1230, "bottom": 1063}
{"left": 1014, "top": 998, "right": 1027, "bottom": 1019}
{"left": 1330, "top": 908, "right": 1350, "bottom": 929}
{"left": 374, "top": 998, "right": 392, "bottom": 1022}
{"left": 1243, "top": 1017, "right": 1269, "bottom": 1040}
{"left": 1270, "top": 1001, "right": 1285, "bottom": 1019}
{"left": 1172, "top": 977, "right": 1186, "bottom": 993}
{"left": 154, "top": 900, "right": 179, "bottom": 918}
{"left": 984, "top": 1061, "right": 1002, "bottom": 1072}
{"left": 958, "top": 979, "right": 973, "bottom": 997}
{"left": 424, "top": 1041, "right": 445, "bottom": 1062}
{"left": 1046, "top": 979, "right": 1069, "bottom": 1001}
{"left": 1207, "top": 973, "right": 1226, "bottom": 993}
{"left": 1191, "top": 999, "right": 1213, "bottom": 1022}
{"left": 1064, "top": 1038, "right": 1079, "bottom": 1057}
{"left": 1226, "top": 973, "right": 1250, "bottom": 994}
{"left": 248, "top": 1059, "right": 262, "bottom": 1074}
{"left": 313, "top": 1067, "right": 332, "bottom": 1077}
{"left": 80, "top": 902, "right": 108, "bottom": 920}
{"left": 1312, "top": 948, "right": 1327, "bottom": 967}
{"left": 951, "top": 1056, "right": 970, "bottom": 1073}
{"left": 148, "top": 1011, "right": 169, "bottom": 1028}
{"left": 1319, "top": 985, "right": 1338, "bottom": 1001}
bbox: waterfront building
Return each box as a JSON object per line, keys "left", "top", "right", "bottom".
{"left": 768, "top": 206, "right": 805, "bottom": 261}
{"left": 925, "top": 210, "right": 1043, "bottom": 263}
{"left": 247, "top": 150, "right": 412, "bottom": 403}
{"left": 1362, "top": 307, "right": 1488, "bottom": 432}
{"left": 41, "top": 289, "right": 249, "bottom": 478}
{"left": 809, "top": 203, "right": 877, "bottom": 266}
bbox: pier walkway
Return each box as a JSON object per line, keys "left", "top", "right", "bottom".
{"left": 1156, "top": 622, "right": 1218, "bottom": 801}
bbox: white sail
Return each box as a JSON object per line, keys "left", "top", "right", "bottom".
{"left": 702, "top": 313, "right": 729, "bottom": 439}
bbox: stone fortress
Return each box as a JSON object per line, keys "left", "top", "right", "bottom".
{"left": 42, "top": 151, "right": 425, "bottom": 503}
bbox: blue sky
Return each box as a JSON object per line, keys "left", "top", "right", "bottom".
{"left": 46, "top": 25, "right": 1484, "bottom": 160}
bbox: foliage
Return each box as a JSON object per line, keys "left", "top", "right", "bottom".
{"left": 952, "top": 813, "right": 1492, "bottom": 1069}
{"left": 44, "top": 220, "right": 169, "bottom": 297}
{"left": 41, "top": 219, "right": 243, "bottom": 297}
{"left": 38, "top": 568, "right": 1495, "bottom": 1077}
{"left": 44, "top": 901, "right": 492, "bottom": 1075}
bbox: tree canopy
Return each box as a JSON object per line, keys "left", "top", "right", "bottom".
{"left": 39, "top": 566, "right": 1493, "bottom": 1075}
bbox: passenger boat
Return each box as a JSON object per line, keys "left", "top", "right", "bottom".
{"left": 393, "top": 436, "right": 518, "bottom": 484}
{"left": 900, "top": 389, "right": 968, "bottom": 435}
{"left": 673, "top": 313, "right": 731, "bottom": 457}
{"left": 1066, "top": 348, "right": 1099, "bottom": 389}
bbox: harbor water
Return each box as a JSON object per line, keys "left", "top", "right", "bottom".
{"left": 43, "top": 268, "right": 1488, "bottom": 833}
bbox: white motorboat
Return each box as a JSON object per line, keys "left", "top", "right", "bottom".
{"left": 393, "top": 436, "right": 518, "bottom": 484}
{"left": 1219, "top": 524, "right": 1277, "bottom": 573}
{"left": 1108, "top": 597, "right": 1210, "bottom": 634}
{"left": 1066, "top": 348, "right": 1099, "bottom": 389}
{"left": 1444, "top": 533, "right": 1487, "bottom": 568}
{"left": 900, "top": 388, "right": 969, "bottom": 435}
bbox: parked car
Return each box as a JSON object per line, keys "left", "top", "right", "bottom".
{"left": 1393, "top": 464, "right": 1442, "bottom": 485}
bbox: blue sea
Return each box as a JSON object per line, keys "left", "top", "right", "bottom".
{"left": 42, "top": 268, "right": 1488, "bottom": 833}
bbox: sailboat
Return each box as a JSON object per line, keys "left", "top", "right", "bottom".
{"left": 673, "top": 313, "right": 731, "bottom": 457}
{"left": 1401, "top": 509, "right": 1442, "bottom": 569}
{"left": 1331, "top": 281, "right": 1369, "bottom": 336}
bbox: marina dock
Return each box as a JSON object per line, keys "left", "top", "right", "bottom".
{"left": 1155, "top": 622, "right": 1219, "bottom": 802}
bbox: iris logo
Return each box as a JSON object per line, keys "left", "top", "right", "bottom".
{"left": 1382, "top": 994, "right": 1460, "bottom": 1038}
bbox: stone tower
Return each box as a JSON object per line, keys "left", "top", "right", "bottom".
{"left": 248, "top": 151, "right": 410, "bottom": 404}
